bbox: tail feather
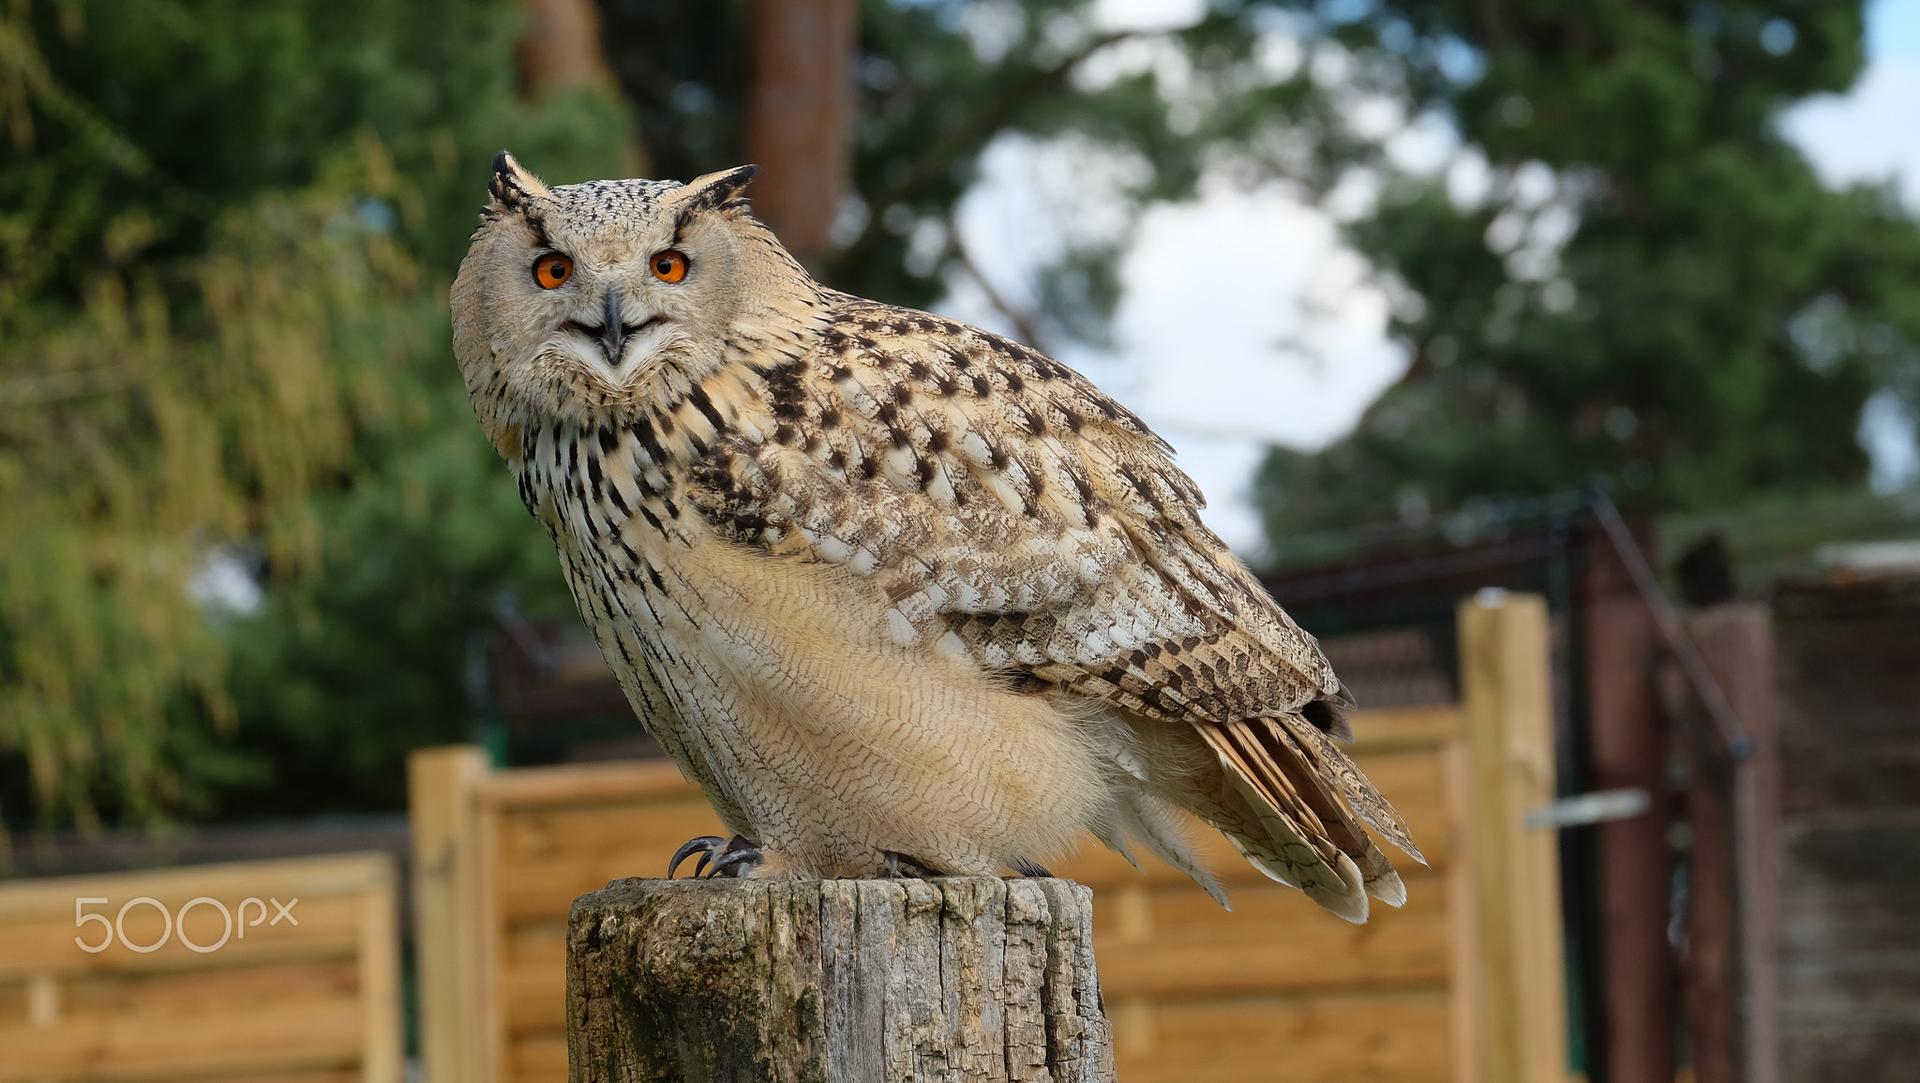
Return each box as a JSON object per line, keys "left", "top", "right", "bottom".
{"left": 1275, "top": 712, "right": 1427, "bottom": 866}
{"left": 1197, "top": 719, "right": 1371, "bottom": 922}
{"left": 1257, "top": 717, "right": 1407, "bottom": 906}
{"left": 1194, "top": 711, "right": 1423, "bottom": 922}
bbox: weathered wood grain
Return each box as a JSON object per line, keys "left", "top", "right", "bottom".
{"left": 565, "top": 877, "right": 1113, "bottom": 1083}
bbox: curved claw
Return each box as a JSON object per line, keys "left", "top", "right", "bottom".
{"left": 883, "top": 850, "right": 940, "bottom": 879}
{"left": 709, "top": 846, "right": 763, "bottom": 878}
{"left": 668, "top": 836, "right": 727, "bottom": 879}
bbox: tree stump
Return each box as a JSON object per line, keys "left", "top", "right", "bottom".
{"left": 565, "top": 876, "right": 1114, "bottom": 1082}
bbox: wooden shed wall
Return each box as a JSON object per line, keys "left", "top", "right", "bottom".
{"left": 1773, "top": 578, "right": 1920, "bottom": 1083}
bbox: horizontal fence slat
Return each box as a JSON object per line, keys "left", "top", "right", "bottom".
{"left": 509, "top": 1034, "right": 570, "bottom": 1083}
{"left": 1092, "top": 871, "right": 1452, "bottom": 998}
{"left": 6, "top": 960, "right": 360, "bottom": 1024}
{"left": 1348, "top": 707, "right": 1463, "bottom": 751}
{"left": 0, "top": 853, "right": 391, "bottom": 917}
{"left": 477, "top": 761, "right": 701, "bottom": 810}
{"left": 0, "top": 992, "right": 364, "bottom": 1081}
{"left": 1110, "top": 987, "right": 1452, "bottom": 1083}
{"left": 0, "top": 893, "right": 367, "bottom": 978}
{"left": 188, "top": 1073, "right": 366, "bottom": 1083}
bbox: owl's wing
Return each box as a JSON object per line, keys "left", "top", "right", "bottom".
{"left": 686, "top": 299, "right": 1420, "bottom": 917}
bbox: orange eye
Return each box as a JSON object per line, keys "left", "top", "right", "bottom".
{"left": 650, "top": 249, "right": 689, "bottom": 283}
{"left": 532, "top": 253, "right": 573, "bottom": 289}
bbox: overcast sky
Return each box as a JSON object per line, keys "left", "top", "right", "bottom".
{"left": 940, "top": 0, "right": 1920, "bottom": 555}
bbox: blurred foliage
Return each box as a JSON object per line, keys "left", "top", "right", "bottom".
{"left": 0, "top": 0, "right": 631, "bottom": 828}
{"left": 606, "top": 0, "right": 1266, "bottom": 341}
{"left": 1254, "top": 0, "right": 1920, "bottom": 534}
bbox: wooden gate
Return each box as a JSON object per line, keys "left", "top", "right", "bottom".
{"left": 411, "top": 593, "right": 1568, "bottom": 1082}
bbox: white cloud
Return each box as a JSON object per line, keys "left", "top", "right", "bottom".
{"left": 1093, "top": 0, "right": 1205, "bottom": 33}
{"left": 1094, "top": 185, "right": 1407, "bottom": 557}
{"left": 1781, "top": 57, "right": 1920, "bottom": 208}
{"left": 943, "top": 139, "right": 1407, "bottom": 554}
{"left": 1861, "top": 391, "right": 1919, "bottom": 492}
{"left": 1102, "top": 182, "right": 1402, "bottom": 454}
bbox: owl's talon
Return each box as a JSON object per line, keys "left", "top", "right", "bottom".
{"left": 883, "top": 851, "right": 940, "bottom": 879}
{"left": 667, "top": 835, "right": 728, "bottom": 879}
{"left": 708, "top": 845, "right": 763, "bottom": 878}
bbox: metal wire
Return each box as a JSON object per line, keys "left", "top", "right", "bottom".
{"left": 1586, "top": 486, "right": 1754, "bottom": 764}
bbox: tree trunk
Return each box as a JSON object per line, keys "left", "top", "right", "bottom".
{"left": 741, "top": 0, "right": 858, "bottom": 268}
{"left": 517, "top": 0, "right": 617, "bottom": 96}
{"left": 565, "top": 876, "right": 1114, "bottom": 1083}
{"left": 514, "top": 0, "right": 649, "bottom": 174}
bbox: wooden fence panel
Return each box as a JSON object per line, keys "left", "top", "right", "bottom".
{"left": 411, "top": 593, "right": 1568, "bottom": 1083}
{"left": 0, "top": 852, "right": 401, "bottom": 1083}
{"left": 1455, "top": 593, "right": 1570, "bottom": 1083}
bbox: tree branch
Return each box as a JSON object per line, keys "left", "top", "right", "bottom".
{"left": 0, "top": 368, "right": 139, "bottom": 408}
{"left": 945, "top": 210, "right": 1049, "bottom": 353}
{"left": 825, "top": 23, "right": 1191, "bottom": 280}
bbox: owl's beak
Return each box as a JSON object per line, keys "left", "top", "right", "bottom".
{"left": 592, "top": 288, "right": 631, "bottom": 363}
{"left": 565, "top": 288, "right": 658, "bottom": 367}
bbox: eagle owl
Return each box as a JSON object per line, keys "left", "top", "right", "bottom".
{"left": 451, "top": 154, "right": 1421, "bottom": 920}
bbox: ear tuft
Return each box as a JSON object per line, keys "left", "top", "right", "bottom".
{"left": 489, "top": 150, "right": 552, "bottom": 210}
{"left": 681, "top": 164, "right": 759, "bottom": 212}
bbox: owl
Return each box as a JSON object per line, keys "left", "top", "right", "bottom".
{"left": 450, "top": 153, "right": 1421, "bottom": 920}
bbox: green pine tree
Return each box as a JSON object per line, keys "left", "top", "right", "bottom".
{"left": 1252, "top": 0, "right": 1920, "bottom": 534}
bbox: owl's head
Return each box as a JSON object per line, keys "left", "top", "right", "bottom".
{"left": 451, "top": 152, "right": 816, "bottom": 457}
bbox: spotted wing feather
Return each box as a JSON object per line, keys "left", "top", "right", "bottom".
{"left": 684, "top": 296, "right": 1419, "bottom": 916}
